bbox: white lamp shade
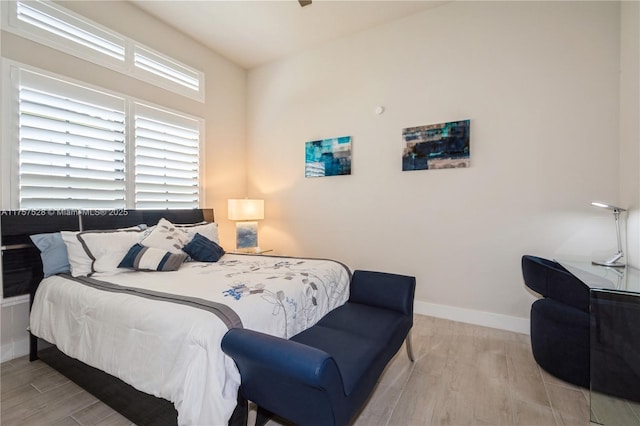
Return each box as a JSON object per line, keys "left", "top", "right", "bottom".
{"left": 228, "top": 199, "right": 264, "bottom": 221}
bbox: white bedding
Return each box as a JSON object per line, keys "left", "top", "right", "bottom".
{"left": 30, "top": 254, "right": 350, "bottom": 426}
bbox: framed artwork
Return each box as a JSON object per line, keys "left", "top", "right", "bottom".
{"left": 402, "top": 120, "right": 470, "bottom": 171}
{"left": 305, "top": 136, "right": 352, "bottom": 178}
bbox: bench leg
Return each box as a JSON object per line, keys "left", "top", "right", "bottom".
{"left": 405, "top": 330, "right": 415, "bottom": 362}
{"left": 228, "top": 392, "right": 248, "bottom": 426}
{"left": 255, "top": 406, "right": 274, "bottom": 426}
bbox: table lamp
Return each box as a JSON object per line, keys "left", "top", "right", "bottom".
{"left": 591, "top": 201, "right": 626, "bottom": 268}
{"left": 228, "top": 199, "right": 264, "bottom": 252}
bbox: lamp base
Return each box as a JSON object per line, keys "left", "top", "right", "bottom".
{"left": 236, "top": 221, "right": 258, "bottom": 250}
{"left": 592, "top": 260, "right": 626, "bottom": 268}
{"left": 592, "top": 251, "right": 625, "bottom": 268}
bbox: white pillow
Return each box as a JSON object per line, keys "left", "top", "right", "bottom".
{"left": 61, "top": 226, "right": 146, "bottom": 277}
{"left": 141, "top": 218, "right": 219, "bottom": 253}
{"left": 78, "top": 230, "right": 145, "bottom": 275}
{"left": 61, "top": 231, "right": 93, "bottom": 277}
{"left": 178, "top": 221, "right": 220, "bottom": 245}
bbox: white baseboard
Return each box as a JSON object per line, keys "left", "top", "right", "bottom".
{"left": 1, "top": 337, "right": 29, "bottom": 363}
{"left": 414, "top": 300, "right": 530, "bottom": 335}
{"left": 1, "top": 294, "right": 30, "bottom": 307}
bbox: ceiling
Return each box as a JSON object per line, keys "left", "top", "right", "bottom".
{"left": 131, "top": 1, "right": 446, "bottom": 69}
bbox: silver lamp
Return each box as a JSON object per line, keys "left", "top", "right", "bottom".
{"left": 591, "top": 201, "right": 626, "bottom": 268}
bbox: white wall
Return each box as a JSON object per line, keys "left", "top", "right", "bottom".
{"left": 1, "top": 1, "right": 633, "bottom": 361}
{"left": 619, "top": 1, "right": 640, "bottom": 269}
{"left": 0, "top": 1, "right": 247, "bottom": 361}
{"left": 247, "top": 1, "right": 623, "bottom": 331}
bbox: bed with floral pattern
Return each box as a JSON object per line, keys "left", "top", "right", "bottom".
{"left": 21, "top": 211, "right": 351, "bottom": 426}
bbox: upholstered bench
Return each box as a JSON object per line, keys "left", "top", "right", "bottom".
{"left": 221, "top": 270, "right": 416, "bottom": 426}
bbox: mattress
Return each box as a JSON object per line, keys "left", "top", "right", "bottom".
{"left": 30, "top": 254, "right": 351, "bottom": 425}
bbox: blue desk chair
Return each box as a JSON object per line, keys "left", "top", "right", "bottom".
{"left": 521, "top": 255, "right": 590, "bottom": 388}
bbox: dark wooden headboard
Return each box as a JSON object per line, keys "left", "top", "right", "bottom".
{"left": 0, "top": 209, "right": 214, "bottom": 299}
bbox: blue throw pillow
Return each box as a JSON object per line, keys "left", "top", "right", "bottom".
{"left": 30, "top": 232, "right": 70, "bottom": 277}
{"left": 183, "top": 233, "right": 225, "bottom": 262}
{"left": 118, "top": 244, "right": 187, "bottom": 271}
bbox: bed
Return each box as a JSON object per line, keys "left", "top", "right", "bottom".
{"left": 0, "top": 209, "right": 351, "bottom": 425}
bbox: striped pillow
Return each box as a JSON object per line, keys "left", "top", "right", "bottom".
{"left": 118, "top": 244, "right": 187, "bottom": 272}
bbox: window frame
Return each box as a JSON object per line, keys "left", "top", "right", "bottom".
{"left": 2, "top": 60, "right": 206, "bottom": 210}
{"left": 1, "top": 0, "right": 205, "bottom": 102}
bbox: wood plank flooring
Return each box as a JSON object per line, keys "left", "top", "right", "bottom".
{"left": 1, "top": 314, "right": 592, "bottom": 426}
{"left": 352, "top": 315, "right": 590, "bottom": 426}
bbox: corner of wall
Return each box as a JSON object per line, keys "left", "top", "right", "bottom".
{"left": 619, "top": 1, "right": 640, "bottom": 268}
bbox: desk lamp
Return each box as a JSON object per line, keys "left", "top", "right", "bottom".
{"left": 591, "top": 201, "right": 626, "bottom": 268}
{"left": 228, "top": 199, "right": 264, "bottom": 252}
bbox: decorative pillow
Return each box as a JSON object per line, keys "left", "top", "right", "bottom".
{"left": 141, "top": 218, "right": 192, "bottom": 253}
{"left": 177, "top": 221, "right": 220, "bottom": 245}
{"left": 182, "top": 233, "right": 225, "bottom": 262}
{"left": 77, "top": 230, "right": 146, "bottom": 275}
{"left": 141, "top": 218, "right": 220, "bottom": 253}
{"left": 61, "top": 231, "right": 93, "bottom": 277}
{"left": 30, "top": 232, "right": 70, "bottom": 277}
{"left": 118, "top": 244, "right": 187, "bottom": 271}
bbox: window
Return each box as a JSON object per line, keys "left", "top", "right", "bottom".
{"left": 134, "top": 46, "right": 201, "bottom": 95}
{"left": 14, "top": 0, "right": 125, "bottom": 63}
{"left": 9, "top": 65, "right": 202, "bottom": 210}
{"left": 18, "top": 69, "right": 126, "bottom": 209}
{"left": 2, "top": 0, "right": 204, "bottom": 101}
{"left": 134, "top": 104, "right": 200, "bottom": 209}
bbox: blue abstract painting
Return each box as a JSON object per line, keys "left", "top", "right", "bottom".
{"left": 305, "top": 136, "right": 352, "bottom": 178}
{"left": 402, "top": 120, "right": 470, "bottom": 171}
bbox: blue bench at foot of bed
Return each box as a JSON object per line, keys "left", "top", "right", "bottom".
{"left": 221, "top": 270, "right": 416, "bottom": 426}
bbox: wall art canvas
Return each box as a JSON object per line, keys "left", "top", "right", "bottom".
{"left": 305, "top": 136, "right": 352, "bottom": 178}
{"left": 402, "top": 119, "right": 470, "bottom": 171}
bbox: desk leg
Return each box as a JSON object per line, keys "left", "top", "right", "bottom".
{"left": 590, "top": 289, "right": 640, "bottom": 425}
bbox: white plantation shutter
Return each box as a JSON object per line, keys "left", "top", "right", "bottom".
{"left": 134, "top": 104, "right": 200, "bottom": 209}
{"left": 18, "top": 70, "right": 126, "bottom": 209}
{"left": 14, "top": 0, "right": 125, "bottom": 63}
{"left": 5, "top": 0, "right": 204, "bottom": 101}
{"left": 134, "top": 45, "right": 201, "bottom": 93}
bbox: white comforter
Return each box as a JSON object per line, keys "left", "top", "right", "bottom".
{"left": 30, "top": 254, "right": 350, "bottom": 425}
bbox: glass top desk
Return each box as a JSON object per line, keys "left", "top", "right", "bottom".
{"left": 556, "top": 260, "right": 640, "bottom": 292}
{"left": 556, "top": 260, "right": 640, "bottom": 425}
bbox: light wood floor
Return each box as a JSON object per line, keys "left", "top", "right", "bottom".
{"left": 1, "top": 314, "right": 591, "bottom": 426}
